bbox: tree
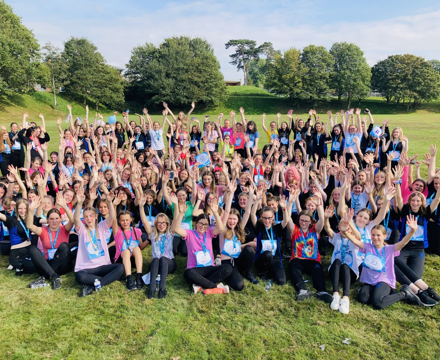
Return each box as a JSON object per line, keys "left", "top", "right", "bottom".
{"left": 329, "top": 42, "right": 371, "bottom": 107}
{"left": 89, "top": 64, "right": 125, "bottom": 111}
{"left": 62, "top": 37, "right": 104, "bottom": 103}
{"left": 0, "top": 1, "right": 39, "bottom": 98}
{"left": 428, "top": 59, "right": 440, "bottom": 75}
{"left": 225, "top": 40, "right": 274, "bottom": 85}
{"left": 300, "top": 45, "right": 334, "bottom": 106}
{"left": 265, "top": 47, "right": 305, "bottom": 100}
{"left": 248, "top": 58, "right": 267, "bottom": 88}
{"left": 126, "top": 36, "right": 227, "bottom": 107}
{"left": 372, "top": 55, "right": 440, "bottom": 108}
{"left": 41, "top": 42, "right": 69, "bottom": 109}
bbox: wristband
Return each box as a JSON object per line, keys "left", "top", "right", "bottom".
{"left": 393, "top": 179, "right": 402, "bottom": 185}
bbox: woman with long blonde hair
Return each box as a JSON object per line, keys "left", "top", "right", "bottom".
{"left": 0, "top": 129, "right": 12, "bottom": 176}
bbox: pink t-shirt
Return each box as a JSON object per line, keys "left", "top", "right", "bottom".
{"left": 221, "top": 127, "right": 233, "bottom": 138}
{"left": 114, "top": 227, "right": 143, "bottom": 261}
{"left": 74, "top": 220, "right": 112, "bottom": 272}
{"left": 233, "top": 132, "right": 245, "bottom": 149}
{"left": 359, "top": 243, "right": 400, "bottom": 289}
{"left": 183, "top": 227, "right": 215, "bottom": 269}
{"left": 28, "top": 166, "right": 45, "bottom": 177}
{"left": 197, "top": 184, "right": 225, "bottom": 209}
{"left": 401, "top": 166, "right": 428, "bottom": 203}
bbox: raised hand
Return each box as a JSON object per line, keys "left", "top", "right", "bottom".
{"left": 29, "top": 196, "right": 41, "bottom": 211}
{"left": 278, "top": 195, "right": 287, "bottom": 209}
{"left": 56, "top": 192, "right": 67, "bottom": 208}
{"left": 76, "top": 188, "right": 86, "bottom": 204}
{"left": 406, "top": 214, "right": 418, "bottom": 231}
{"left": 364, "top": 182, "right": 374, "bottom": 195}
{"left": 324, "top": 205, "right": 335, "bottom": 218}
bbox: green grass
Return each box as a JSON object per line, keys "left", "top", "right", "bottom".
{"left": 1, "top": 91, "right": 440, "bottom": 359}
{"left": 226, "top": 85, "right": 276, "bottom": 96}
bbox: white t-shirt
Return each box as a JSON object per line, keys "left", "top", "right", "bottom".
{"left": 344, "top": 132, "right": 362, "bottom": 154}
{"left": 329, "top": 233, "right": 362, "bottom": 277}
{"left": 351, "top": 191, "right": 369, "bottom": 215}
{"left": 149, "top": 129, "right": 165, "bottom": 151}
{"left": 202, "top": 130, "right": 218, "bottom": 152}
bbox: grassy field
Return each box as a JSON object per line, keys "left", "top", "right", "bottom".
{"left": 1, "top": 90, "right": 440, "bottom": 359}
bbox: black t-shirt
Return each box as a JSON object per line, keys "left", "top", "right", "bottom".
{"left": 115, "top": 130, "right": 125, "bottom": 148}
{"left": 255, "top": 222, "right": 285, "bottom": 261}
{"left": 396, "top": 204, "right": 431, "bottom": 250}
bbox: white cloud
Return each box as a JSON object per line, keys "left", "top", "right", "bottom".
{"left": 17, "top": 3, "right": 440, "bottom": 80}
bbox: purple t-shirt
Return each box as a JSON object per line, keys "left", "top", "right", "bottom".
{"left": 75, "top": 220, "right": 112, "bottom": 272}
{"left": 359, "top": 243, "right": 400, "bottom": 288}
{"left": 183, "top": 227, "right": 215, "bottom": 269}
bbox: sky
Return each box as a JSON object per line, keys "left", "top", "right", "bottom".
{"left": 7, "top": 0, "right": 440, "bottom": 81}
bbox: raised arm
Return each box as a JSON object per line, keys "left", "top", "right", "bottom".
{"left": 395, "top": 215, "right": 417, "bottom": 252}
{"left": 171, "top": 202, "right": 188, "bottom": 238}
{"left": 428, "top": 145, "right": 437, "bottom": 184}
{"left": 27, "top": 197, "right": 43, "bottom": 236}
{"left": 372, "top": 186, "right": 395, "bottom": 226}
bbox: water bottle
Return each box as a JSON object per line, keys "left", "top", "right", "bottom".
{"left": 94, "top": 279, "right": 102, "bottom": 292}
{"left": 155, "top": 275, "right": 161, "bottom": 292}
{"left": 265, "top": 281, "right": 272, "bottom": 292}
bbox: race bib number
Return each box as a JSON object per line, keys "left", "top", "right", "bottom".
{"left": 195, "top": 250, "right": 212, "bottom": 267}
{"left": 261, "top": 239, "right": 277, "bottom": 256}
{"left": 48, "top": 248, "right": 57, "bottom": 261}
{"left": 332, "top": 141, "right": 341, "bottom": 151}
{"left": 86, "top": 240, "right": 105, "bottom": 260}
{"left": 362, "top": 252, "right": 383, "bottom": 272}
{"left": 222, "top": 239, "right": 241, "bottom": 258}
{"left": 135, "top": 141, "right": 145, "bottom": 150}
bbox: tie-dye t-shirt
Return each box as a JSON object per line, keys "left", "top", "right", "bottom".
{"left": 289, "top": 225, "right": 320, "bottom": 263}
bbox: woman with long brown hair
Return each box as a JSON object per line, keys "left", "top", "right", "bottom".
{"left": 0, "top": 128, "right": 12, "bottom": 176}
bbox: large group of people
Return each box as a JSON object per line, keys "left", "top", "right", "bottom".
{"left": 0, "top": 104, "right": 439, "bottom": 314}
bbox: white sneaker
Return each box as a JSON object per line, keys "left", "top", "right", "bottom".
{"left": 330, "top": 294, "right": 341, "bottom": 311}
{"left": 217, "top": 283, "right": 230, "bottom": 294}
{"left": 192, "top": 284, "right": 202, "bottom": 294}
{"left": 339, "top": 298, "right": 350, "bottom": 314}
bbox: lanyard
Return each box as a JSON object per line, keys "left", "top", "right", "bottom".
{"left": 154, "top": 130, "right": 160, "bottom": 140}
{"left": 49, "top": 227, "right": 60, "bottom": 249}
{"left": 352, "top": 193, "right": 360, "bottom": 210}
{"left": 88, "top": 228, "right": 99, "bottom": 250}
{"left": 392, "top": 141, "right": 399, "bottom": 152}
{"left": 158, "top": 234, "right": 166, "bottom": 254}
{"left": 66, "top": 166, "right": 74, "bottom": 177}
{"left": 194, "top": 230, "right": 208, "bottom": 252}
{"left": 19, "top": 219, "right": 30, "bottom": 239}
{"left": 122, "top": 228, "right": 133, "bottom": 249}
{"left": 299, "top": 228, "right": 309, "bottom": 242}
{"left": 136, "top": 134, "right": 140, "bottom": 142}
{"left": 265, "top": 227, "right": 274, "bottom": 241}
{"left": 374, "top": 246, "right": 386, "bottom": 272}
{"left": 122, "top": 180, "right": 132, "bottom": 192}
{"left": 383, "top": 210, "right": 391, "bottom": 230}
{"left": 162, "top": 197, "right": 168, "bottom": 211}
{"left": 334, "top": 207, "right": 339, "bottom": 222}
{"left": 355, "top": 224, "right": 366, "bottom": 242}
{"left": 317, "top": 134, "right": 321, "bottom": 145}
{"left": 148, "top": 205, "right": 152, "bottom": 221}
{"left": 340, "top": 238, "right": 349, "bottom": 263}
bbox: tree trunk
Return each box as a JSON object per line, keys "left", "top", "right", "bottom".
{"left": 338, "top": 94, "right": 342, "bottom": 104}
{"left": 52, "top": 76, "right": 57, "bottom": 109}
{"left": 96, "top": 102, "right": 99, "bottom": 111}
{"left": 347, "top": 97, "right": 351, "bottom": 109}
{"left": 84, "top": 94, "right": 87, "bottom": 105}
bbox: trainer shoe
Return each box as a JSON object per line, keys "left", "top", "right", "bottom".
{"left": 147, "top": 286, "right": 156, "bottom": 299}
{"left": 401, "top": 285, "right": 422, "bottom": 306}
{"left": 417, "top": 290, "right": 438, "bottom": 307}
{"left": 244, "top": 271, "right": 259, "bottom": 285}
{"left": 29, "top": 276, "right": 47, "bottom": 289}
{"left": 136, "top": 274, "right": 144, "bottom": 290}
{"left": 217, "top": 283, "right": 230, "bottom": 294}
{"left": 80, "top": 285, "right": 95, "bottom": 297}
{"left": 330, "top": 293, "right": 341, "bottom": 311}
{"left": 192, "top": 284, "right": 203, "bottom": 294}
{"left": 426, "top": 287, "right": 440, "bottom": 302}
{"left": 51, "top": 275, "right": 62, "bottom": 290}
{"left": 296, "top": 289, "right": 313, "bottom": 301}
{"left": 315, "top": 291, "right": 333, "bottom": 304}
{"left": 339, "top": 298, "right": 350, "bottom": 314}
{"left": 158, "top": 289, "right": 167, "bottom": 299}
{"left": 126, "top": 275, "right": 136, "bottom": 291}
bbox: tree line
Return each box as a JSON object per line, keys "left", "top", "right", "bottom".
{"left": 1, "top": 0, "right": 440, "bottom": 111}
{"left": 226, "top": 40, "right": 440, "bottom": 109}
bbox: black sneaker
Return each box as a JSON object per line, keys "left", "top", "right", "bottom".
{"left": 401, "top": 285, "right": 422, "bottom": 306}
{"left": 315, "top": 291, "right": 333, "bottom": 304}
{"left": 51, "top": 275, "right": 62, "bottom": 290}
{"left": 126, "top": 276, "right": 136, "bottom": 291}
{"left": 158, "top": 289, "right": 167, "bottom": 299}
{"left": 80, "top": 285, "right": 95, "bottom": 297}
{"left": 426, "top": 287, "right": 440, "bottom": 302}
{"left": 136, "top": 274, "right": 144, "bottom": 290}
{"left": 259, "top": 272, "right": 269, "bottom": 282}
{"left": 417, "top": 290, "right": 438, "bottom": 307}
{"left": 296, "top": 290, "right": 313, "bottom": 301}
{"left": 244, "top": 271, "right": 259, "bottom": 285}
{"left": 147, "top": 286, "right": 156, "bottom": 299}
{"left": 29, "top": 276, "right": 47, "bottom": 289}
{"left": 15, "top": 269, "right": 23, "bottom": 277}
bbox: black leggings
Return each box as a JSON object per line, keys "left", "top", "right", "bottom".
{"left": 173, "top": 236, "right": 188, "bottom": 257}
{"left": 221, "top": 245, "right": 255, "bottom": 291}
{"left": 149, "top": 257, "right": 177, "bottom": 291}
{"left": 10, "top": 151, "right": 25, "bottom": 179}
{"left": 394, "top": 257, "right": 421, "bottom": 286}
{"left": 184, "top": 264, "right": 232, "bottom": 289}
{"left": 75, "top": 264, "right": 124, "bottom": 287}
{"left": 254, "top": 251, "right": 286, "bottom": 285}
{"left": 397, "top": 247, "right": 425, "bottom": 279}
{"left": 0, "top": 153, "right": 11, "bottom": 176}
{"left": 329, "top": 259, "right": 356, "bottom": 297}
{"left": 358, "top": 282, "right": 405, "bottom": 310}
{"left": 9, "top": 246, "right": 34, "bottom": 272}
{"left": 427, "top": 222, "right": 440, "bottom": 256}
{"left": 289, "top": 258, "right": 327, "bottom": 292}
{"left": 29, "top": 242, "right": 77, "bottom": 277}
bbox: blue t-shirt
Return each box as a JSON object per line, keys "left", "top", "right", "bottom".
{"left": 247, "top": 131, "right": 260, "bottom": 148}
